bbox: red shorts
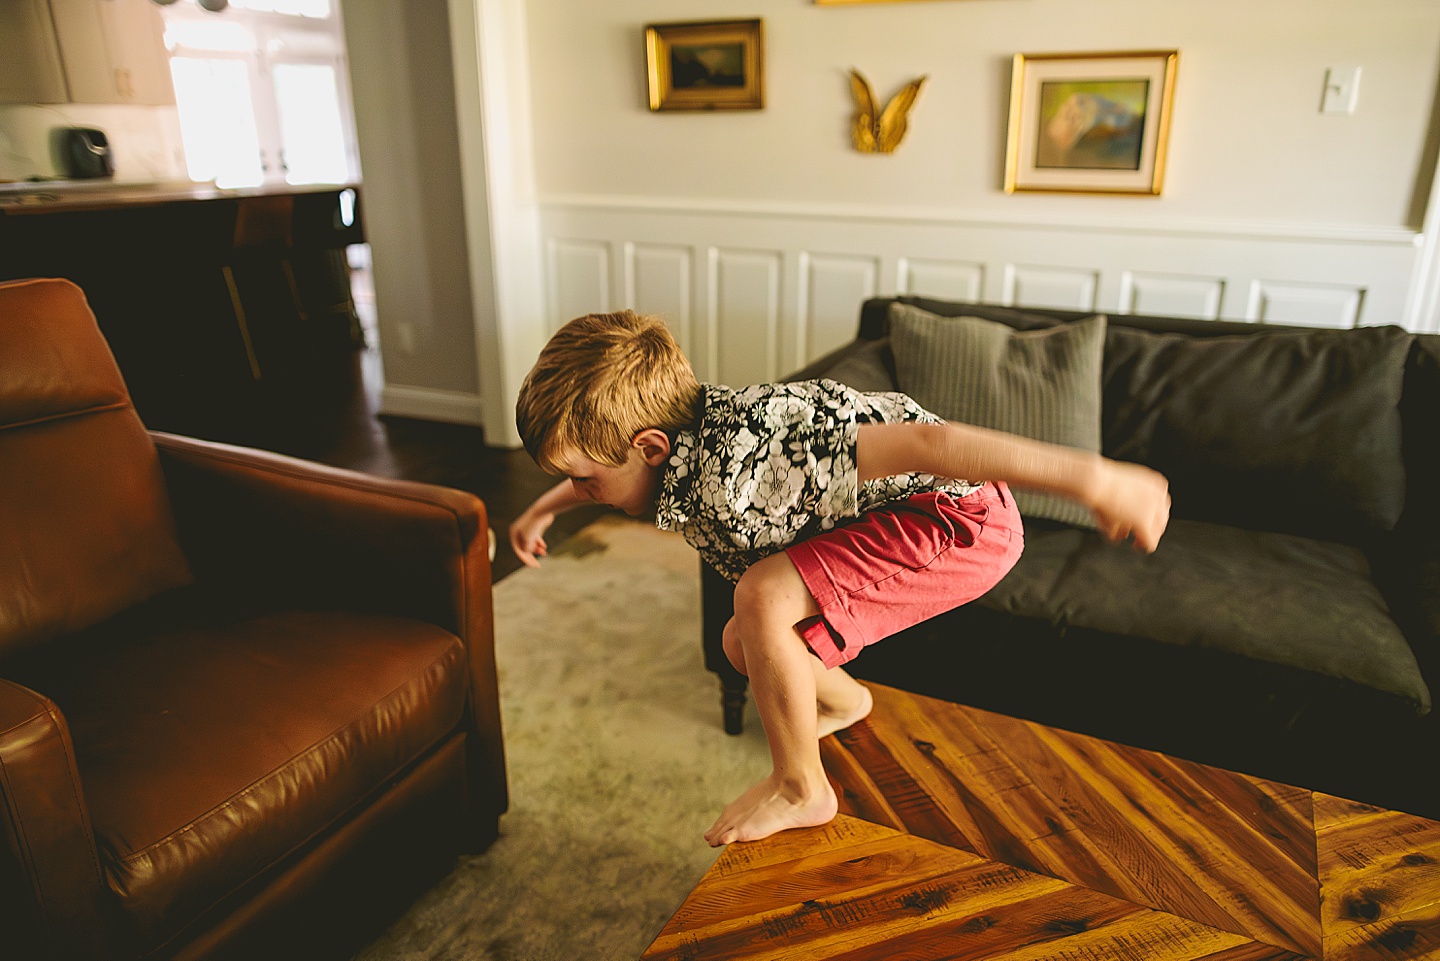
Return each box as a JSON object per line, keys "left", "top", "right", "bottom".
{"left": 785, "top": 483, "right": 1024, "bottom": 669}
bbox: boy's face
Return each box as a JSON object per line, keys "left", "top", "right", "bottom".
{"left": 560, "top": 430, "right": 671, "bottom": 517}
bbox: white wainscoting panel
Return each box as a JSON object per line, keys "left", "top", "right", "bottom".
{"left": 547, "top": 239, "right": 610, "bottom": 332}
{"left": 1247, "top": 280, "right": 1365, "bottom": 328}
{"left": 1004, "top": 265, "right": 1101, "bottom": 311}
{"left": 538, "top": 197, "right": 1422, "bottom": 385}
{"left": 625, "top": 242, "right": 693, "bottom": 354}
{"left": 801, "top": 253, "right": 879, "bottom": 366}
{"left": 709, "top": 248, "right": 782, "bottom": 387}
{"left": 898, "top": 258, "right": 985, "bottom": 303}
{"left": 1119, "top": 271, "right": 1225, "bottom": 320}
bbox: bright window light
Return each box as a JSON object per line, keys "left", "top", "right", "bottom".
{"left": 170, "top": 57, "right": 264, "bottom": 187}
{"left": 161, "top": 0, "right": 354, "bottom": 186}
{"left": 230, "top": 0, "right": 331, "bottom": 17}
{"left": 273, "top": 63, "right": 348, "bottom": 184}
{"left": 164, "top": 19, "right": 257, "bottom": 53}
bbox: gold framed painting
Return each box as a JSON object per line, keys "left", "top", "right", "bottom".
{"left": 1005, "top": 50, "right": 1179, "bottom": 195}
{"left": 645, "top": 19, "right": 764, "bottom": 112}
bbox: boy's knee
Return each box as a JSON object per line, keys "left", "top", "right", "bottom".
{"left": 732, "top": 552, "right": 817, "bottom": 636}
{"left": 732, "top": 554, "right": 786, "bottom": 618}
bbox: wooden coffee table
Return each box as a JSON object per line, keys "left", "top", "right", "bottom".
{"left": 643, "top": 683, "right": 1440, "bottom": 960}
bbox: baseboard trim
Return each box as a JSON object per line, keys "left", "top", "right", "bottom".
{"left": 379, "top": 385, "right": 486, "bottom": 426}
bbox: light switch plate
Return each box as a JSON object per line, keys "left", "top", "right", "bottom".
{"left": 1322, "top": 66, "right": 1361, "bottom": 114}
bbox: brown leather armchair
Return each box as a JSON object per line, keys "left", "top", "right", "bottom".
{"left": 0, "top": 278, "right": 507, "bottom": 960}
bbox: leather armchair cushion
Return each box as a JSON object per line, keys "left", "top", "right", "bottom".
{"left": 978, "top": 519, "right": 1431, "bottom": 714}
{"left": 0, "top": 278, "right": 129, "bottom": 426}
{"left": 6, "top": 598, "right": 468, "bottom": 952}
{"left": 0, "top": 279, "right": 192, "bottom": 656}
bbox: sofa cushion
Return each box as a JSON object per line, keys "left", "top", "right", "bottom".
{"left": 819, "top": 336, "right": 900, "bottom": 393}
{"left": 7, "top": 602, "right": 468, "bottom": 950}
{"left": 979, "top": 519, "right": 1430, "bottom": 714}
{"left": 0, "top": 279, "right": 193, "bottom": 656}
{"left": 1102, "top": 324, "right": 1412, "bottom": 542}
{"left": 889, "top": 304, "right": 1105, "bottom": 528}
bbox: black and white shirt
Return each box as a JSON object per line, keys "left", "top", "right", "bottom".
{"left": 654, "top": 379, "right": 982, "bottom": 582}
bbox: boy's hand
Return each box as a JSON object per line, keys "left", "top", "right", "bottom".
{"left": 509, "top": 509, "right": 555, "bottom": 568}
{"left": 1087, "top": 459, "right": 1171, "bottom": 553}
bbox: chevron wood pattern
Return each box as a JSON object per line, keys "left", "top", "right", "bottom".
{"left": 643, "top": 683, "right": 1440, "bottom": 961}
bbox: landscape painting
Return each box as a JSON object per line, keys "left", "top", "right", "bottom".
{"left": 1036, "top": 79, "right": 1150, "bottom": 170}
{"left": 645, "top": 19, "right": 764, "bottom": 111}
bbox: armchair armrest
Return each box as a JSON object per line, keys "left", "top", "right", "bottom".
{"left": 0, "top": 679, "right": 109, "bottom": 961}
{"left": 149, "top": 432, "right": 506, "bottom": 824}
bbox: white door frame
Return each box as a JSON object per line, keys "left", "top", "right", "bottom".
{"left": 1407, "top": 153, "right": 1440, "bottom": 333}
{"left": 447, "top": 0, "right": 546, "bottom": 447}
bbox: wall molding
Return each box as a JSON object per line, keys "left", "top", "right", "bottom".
{"left": 541, "top": 197, "right": 1425, "bottom": 386}
{"left": 539, "top": 193, "right": 1420, "bottom": 248}
{"left": 380, "top": 384, "right": 487, "bottom": 426}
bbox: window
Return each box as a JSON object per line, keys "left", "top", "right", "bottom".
{"left": 162, "top": 0, "right": 358, "bottom": 188}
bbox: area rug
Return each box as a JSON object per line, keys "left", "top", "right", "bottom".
{"left": 354, "top": 515, "right": 771, "bottom": 961}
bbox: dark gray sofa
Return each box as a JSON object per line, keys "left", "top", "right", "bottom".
{"left": 701, "top": 296, "right": 1440, "bottom": 819}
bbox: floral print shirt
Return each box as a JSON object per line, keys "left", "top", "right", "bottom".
{"left": 654, "top": 379, "right": 982, "bottom": 582}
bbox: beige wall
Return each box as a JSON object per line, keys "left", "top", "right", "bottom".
{"left": 347, "top": 0, "right": 1440, "bottom": 431}
{"left": 526, "top": 0, "right": 1440, "bottom": 230}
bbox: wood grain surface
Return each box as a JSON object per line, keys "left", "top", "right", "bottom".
{"left": 643, "top": 683, "right": 1440, "bottom": 961}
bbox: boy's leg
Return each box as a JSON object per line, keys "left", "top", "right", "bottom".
{"left": 704, "top": 551, "right": 840, "bottom": 847}
{"left": 814, "top": 658, "right": 872, "bottom": 739}
{"left": 724, "top": 617, "right": 873, "bottom": 739}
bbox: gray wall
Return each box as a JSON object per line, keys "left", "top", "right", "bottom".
{"left": 342, "top": 0, "right": 480, "bottom": 404}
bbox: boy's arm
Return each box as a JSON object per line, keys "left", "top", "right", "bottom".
{"left": 857, "top": 421, "right": 1171, "bottom": 552}
{"left": 509, "top": 479, "right": 589, "bottom": 568}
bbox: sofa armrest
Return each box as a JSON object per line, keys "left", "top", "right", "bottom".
{"left": 1401, "top": 527, "right": 1440, "bottom": 664}
{"left": 0, "top": 679, "right": 109, "bottom": 961}
{"left": 149, "top": 432, "right": 506, "bottom": 823}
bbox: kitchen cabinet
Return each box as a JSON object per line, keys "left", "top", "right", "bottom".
{"left": 0, "top": 0, "right": 69, "bottom": 103}
{"left": 0, "top": 0, "right": 175, "bottom": 106}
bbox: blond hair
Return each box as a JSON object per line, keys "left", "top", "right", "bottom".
{"left": 516, "top": 311, "right": 701, "bottom": 472}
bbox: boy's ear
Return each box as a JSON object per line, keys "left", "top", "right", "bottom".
{"left": 632, "top": 428, "right": 672, "bottom": 466}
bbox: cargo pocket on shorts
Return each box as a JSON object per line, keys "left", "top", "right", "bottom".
{"left": 889, "top": 491, "right": 969, "bottom": 570}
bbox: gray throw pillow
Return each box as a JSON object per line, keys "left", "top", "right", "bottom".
{"left": 889, "top": 303, "right": 1106, "bottom": 529}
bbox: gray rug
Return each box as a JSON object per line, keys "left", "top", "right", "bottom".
{"left": 354, "top": 516, "right": 770, "bottom": 960}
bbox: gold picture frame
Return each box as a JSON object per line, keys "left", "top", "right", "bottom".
{"left": 1005, "top": 50, "right": 1179, "bottom": 196}
{"left": 815, "top": 0, "right": 960, "bottom": 5}
{"left": 645, "top": 19, "right": 764, "bottom": 112}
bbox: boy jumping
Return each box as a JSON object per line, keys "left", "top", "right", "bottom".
{"left": 510, "top": 310, "right": 1170, "bottom": 847}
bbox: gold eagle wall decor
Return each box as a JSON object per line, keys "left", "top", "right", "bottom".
{"left": 849, "top": 69, "right": 927, "bottom": 153}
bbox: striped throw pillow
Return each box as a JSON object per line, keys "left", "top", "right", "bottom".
{"left": 888, "top": 304, "right": 1106, "bottom": 529}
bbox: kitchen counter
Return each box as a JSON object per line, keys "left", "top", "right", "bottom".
{"left": 0, "top": 181, "right": 366, "bottom": 441}
{"left": 0, "top": 179, "right": 359, "bottom": 214}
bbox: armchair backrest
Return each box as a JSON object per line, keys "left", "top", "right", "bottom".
{"left": 0, "top": 278, "right": 192, "bottom": 656}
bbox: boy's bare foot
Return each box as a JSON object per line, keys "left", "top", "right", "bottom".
{"left": 704, "top": 773, "right": 838, "bottom": 847}
{"left": 816, "top": 683, "right": 872, "bottom": 739}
